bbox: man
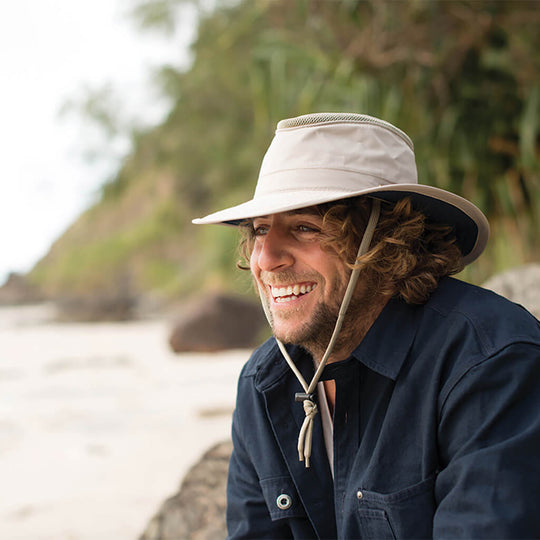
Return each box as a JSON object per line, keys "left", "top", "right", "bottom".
{"left": 193, "top": 113, "right": 540, "bottom": 538}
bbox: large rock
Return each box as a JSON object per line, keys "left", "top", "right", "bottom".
{"left": 140, "top": 440, "right": 232, "bottom": 540}
{"left": 169, "top": 294, "right": 267, "bottom": 353}
{"left": 482, "top": 263, "right": 540, "bottom": 318}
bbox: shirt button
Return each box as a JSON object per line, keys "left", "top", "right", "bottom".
{"left": 357, "top": 490, "right": 363, "bottom": 500}
{"left": 276, "top": 494, "right": 292, "bottom": 510}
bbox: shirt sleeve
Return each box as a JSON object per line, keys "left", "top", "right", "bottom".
{"left": 434, "top": 341, "right": 540, "bottom": 538}
{"left": 226, "top": 408, "right": 293, "bottom": 539}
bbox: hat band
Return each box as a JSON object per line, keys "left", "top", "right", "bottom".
{"left": 254, "top": 168, "right": 411, "bottom": 198}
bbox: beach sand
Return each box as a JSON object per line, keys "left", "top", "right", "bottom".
{"left": 0, "top": 304, "right": 248, "bottom": 539}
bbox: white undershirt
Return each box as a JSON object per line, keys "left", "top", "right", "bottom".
{"left": 316, "top": 381, "right": 334, "bottom": 478}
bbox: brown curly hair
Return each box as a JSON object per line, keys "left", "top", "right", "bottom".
{"left": 237, "top": 196, "right": 464, "bottom": 304}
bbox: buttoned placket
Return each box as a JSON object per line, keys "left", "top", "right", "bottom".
{"left": 319, "top": 357, "right": 361, "bottom": 528}
{"left": 261, "top": 347, "right": 338, "bottom": 539}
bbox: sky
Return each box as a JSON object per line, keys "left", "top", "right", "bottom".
{"left": 0, "top": 0, "right": 195, "bottom": 286}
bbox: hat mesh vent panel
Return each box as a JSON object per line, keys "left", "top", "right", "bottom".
{"left": 277, "top": 113, "right": 413, "bottom": 150}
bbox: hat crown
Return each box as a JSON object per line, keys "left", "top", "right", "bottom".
{"left": 256, "top": 112, "right": 418, "bottom": 197}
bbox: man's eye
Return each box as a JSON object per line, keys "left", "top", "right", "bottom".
{"left": 297, "top": 224, "right": 319, "bottom": 233}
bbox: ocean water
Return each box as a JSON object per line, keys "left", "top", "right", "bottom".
{"left": 0, "top": 304, "right": 247, "bottom": 539}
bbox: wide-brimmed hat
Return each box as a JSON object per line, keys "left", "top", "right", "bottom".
{"left": 193, "top": 112, "right": 489, "bottom": 265}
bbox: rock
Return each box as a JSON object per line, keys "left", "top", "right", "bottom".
{"left": 482, "top": 263, "right": 540, "bottom": 318}
{"left": 0, "top": 273, "right": 43, "bottom": 305}
{"left": 169, "top": 294, "right": 267, "bottom": 353}
{"left": 140, "top": 440, "right": 232, "bottom": 540}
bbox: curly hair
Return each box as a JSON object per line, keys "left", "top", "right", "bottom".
{"left": 237, "top": 196, "right": 464, "bottom": 304}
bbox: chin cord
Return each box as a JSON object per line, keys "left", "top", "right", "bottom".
{"left": 258, "top": 199, "right": 381, "bottom": 467}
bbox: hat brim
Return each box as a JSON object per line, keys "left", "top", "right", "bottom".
{"left": 193, "top": 183, "right": 489, "bottom": 265}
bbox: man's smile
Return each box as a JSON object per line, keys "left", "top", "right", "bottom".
{"left": 269, "top": 282, "right": 317, "bottom": 304}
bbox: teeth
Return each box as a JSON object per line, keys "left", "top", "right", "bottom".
{"left": 271, "top": 283, "right": 315, "bottom": 300}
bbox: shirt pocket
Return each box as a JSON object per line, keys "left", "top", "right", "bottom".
{"left": 353, "top": 475, "right": 436, "bottom": 539}
{"left": 259, "top": 476, "right": 307, "bottom": 522}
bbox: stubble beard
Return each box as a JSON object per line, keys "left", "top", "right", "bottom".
{"left": 272, "top": 299, "right": 339, "bottom": 354}
{"left": 268, "top": 273, "right": 376, "bottom": 361}
{"left": 267, "top": 272, "right": 358, "bottom": 360}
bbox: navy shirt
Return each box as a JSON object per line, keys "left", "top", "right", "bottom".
{"left": 227, "top": 277, "right": 540, "bottom": 539}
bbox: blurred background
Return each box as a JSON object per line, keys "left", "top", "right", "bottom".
{"left": 3, "top": 0, "right": 539, "bottom": 306}
{"left": 0, "top": 0, "right": 538, "bottom": 538}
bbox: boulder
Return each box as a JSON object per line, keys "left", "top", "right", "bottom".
{"left": 169, "top": 293, "right": 267, "bottom": 353}
{"left": 482, "top": 263, "right": 540, "bottom": 318}
{"left": 140, "top": 440, "right": 232, "bottom": 540}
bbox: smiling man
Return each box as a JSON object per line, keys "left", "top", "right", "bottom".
{"left": 247, "top": 206, "right": 389, "bottom": 369}
{"left": 251, "top": 210, "right": 353, "bottom": 352}
{"left": 193, "top": 113, "right": 540, "bottom": 539}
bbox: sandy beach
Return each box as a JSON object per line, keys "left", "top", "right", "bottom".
{"left": 0, "top": 304, "right": 248, "bottom": 539}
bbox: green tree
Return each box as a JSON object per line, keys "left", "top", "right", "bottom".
{"left": 31, "top": 0, "right": 539, "bottom": 301}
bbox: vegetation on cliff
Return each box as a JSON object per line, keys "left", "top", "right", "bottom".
{"left": 30, "top": 0, "right": 539, "bottom": 304}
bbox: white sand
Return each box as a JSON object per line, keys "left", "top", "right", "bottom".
{"left": 0, "top": 304, "right": 249, "bottom": 540}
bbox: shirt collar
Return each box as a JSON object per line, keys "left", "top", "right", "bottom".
{"left": 254, "top": 296, "right": 421, "bottom": 390}
{"left": 349, "top": 296, "right": 421, "bottom": 380}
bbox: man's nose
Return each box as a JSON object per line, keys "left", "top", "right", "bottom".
{"left": 255, "top": 228, "right": 294, "bottom": 272}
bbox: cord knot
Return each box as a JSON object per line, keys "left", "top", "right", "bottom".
{"left": 298, "top": 399, "right": 318, "bottom": 468}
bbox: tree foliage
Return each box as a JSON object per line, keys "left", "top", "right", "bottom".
{"left": 31, "top": 0, "right": 539, "bottom": 300}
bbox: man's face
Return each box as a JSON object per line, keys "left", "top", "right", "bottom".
{"left": 250, "top": 208, "right": 351, "bottom": 352}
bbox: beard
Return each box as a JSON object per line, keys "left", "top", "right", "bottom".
{"left": 283, "top": 299, "right": 341, "bottom": 354}
{"left": 263, "top": 274, "right": 361, "bottom": 357}
{"left": 264, "top": 268, "right": 375, "bottom": 359}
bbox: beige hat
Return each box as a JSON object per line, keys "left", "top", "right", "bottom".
{"left": 193, "top": 112, "right": 489, "bottom": 265}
